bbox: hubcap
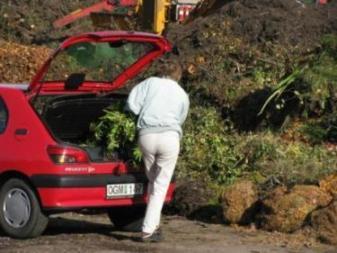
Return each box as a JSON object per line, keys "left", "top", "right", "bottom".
{"left": 3, "top": 188, "right": 31, "bottom": 228}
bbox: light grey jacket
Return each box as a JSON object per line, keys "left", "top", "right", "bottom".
{"left": 126, "top": 77, "right": 189, "bottom": 138}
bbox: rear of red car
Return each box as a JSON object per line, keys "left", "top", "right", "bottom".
{"left": 0, "top": 31, "right": 175, "bottom": 238}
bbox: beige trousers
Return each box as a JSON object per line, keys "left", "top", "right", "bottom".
{"left": 138, "top": 131, "right": 180, "bottom": 234}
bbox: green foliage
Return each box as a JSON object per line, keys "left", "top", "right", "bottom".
{"left": 258, "top": 68, "right": 304, "bottom": 115}
{"left": 90, "top": 103, "right": 141, "bottom": 165}
{"left": 301, "top": 113, "right": 337, "bottom": 144}
{"left": 256, "top": 34, "right": 337, "bottom": 123}
{"left": 300, "top": 122, "right": 328, "bottom": 144}
{"left": 178, "top": 106, "right": 244, "bottom": 185}
{"left": 234, "top": 133, "right": 278, "bottom": 170}
{"left": 300, "top": 35, "right": 337, "bottom": 112}
{"left": 233, "top": 132, "right": 337, "bottom": 185}
{"left": 178, "top": 106, "right": 337, "bottom": 186}
{"left": 321, "top": 34, "right": 337, "bottom": 58}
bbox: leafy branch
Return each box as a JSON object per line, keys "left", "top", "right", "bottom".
{"left": 258, "top": 68, "right": 305, "bottom": 115}
{"left": 90, "top": 103, "right": 142, "bottom": 165}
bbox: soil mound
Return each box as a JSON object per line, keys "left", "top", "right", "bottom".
{"left": 0, "top": 41, "right": 51, "bottom": 83}
{"left": 186, "top": 0, "right": 337, "bottom": 46}
{"left": 0, "top": 0, "right": 96, "bottom": 44}
{"left": 311, "top": 201, "right": 337, "bottom": 245}
{"left": 217, "top": 0, "right": 335, "bottom": 46}
{"left": 221, "top": 180, "right": 258, "bottom": 224}
{"left": 258, "top": 185, "right": 332, "bottom": 233}
{"left": 167, "top": 179, "right": 220, "bottom": 222}
{"left": 167, "top": 0, "right": 337, "bottom": 112}
{"left": 319, "top": 174, "right": 337, "bottom": 199}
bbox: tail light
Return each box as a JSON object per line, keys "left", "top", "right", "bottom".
{"left": 47, "top": 145, "right": 89, "bottom": 164}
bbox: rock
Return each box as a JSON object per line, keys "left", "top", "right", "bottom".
{"left": 311, "top": 201, "right": 337, "bottom": 245}
{"left": 259, "top": 185, "right": 332, "bottom": 233}
{"left": 221, "top": 180, "right": 258, "bottom": 224}
{"left": 319, "top": 174, "right": 337, "bottom": 199}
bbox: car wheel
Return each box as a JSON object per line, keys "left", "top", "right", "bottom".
{"left": 0, "top": 178, "right": 48, "bottom": 238}
{"left": 107, "top": 205, "right": 146, "bottom": 232}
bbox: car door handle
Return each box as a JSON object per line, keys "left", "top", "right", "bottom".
{"left": 15, "top": 128, "right": 28, "bottom": 136}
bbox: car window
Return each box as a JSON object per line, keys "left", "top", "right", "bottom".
{"left": 0, "top": 97, "right": 8, "bottom": 134}
{"left": 43, "top": 41, "right": 155, "bottom": 83}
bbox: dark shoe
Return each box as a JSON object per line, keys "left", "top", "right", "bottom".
{"left": 139, "top": 229, "right": 163, "bottom": 243}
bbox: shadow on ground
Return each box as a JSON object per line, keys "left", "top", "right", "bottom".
{"left": 44, "top": 216, "right": 115, "bottom": 236}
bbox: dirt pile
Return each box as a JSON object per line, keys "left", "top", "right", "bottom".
{"left": 0, "top": 0, "right": 96, "bottom": 44}
{"left": 208, "top": 0, "right": 336, "bottom": 46}
{"left": 166, "top": 179, "right": 220, "bottom": 222}
{"left": 258, "top": 185, "right": 332, "bottom": 233}
{"left": 181, "top": 0, "right": 337, "bottom": 47}
{"left": 319, "top": 174, "right": 337, "bottom": 199}
{"left": 221, "top": 180, "right": 258, "bottom": 224}
{"left": 167, "top": 0, "right": 337, "bottom": 112}
{"left": 0, "top": 41, "right": 51, "bottom": 83}
{"left": 311, "top": 201, "right": 337, "bottom": 245}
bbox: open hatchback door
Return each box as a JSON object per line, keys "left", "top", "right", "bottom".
{"left": 28, "top": 31, "right": 172, "bottom": 96}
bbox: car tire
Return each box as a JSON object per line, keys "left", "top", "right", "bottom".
{"left": 0, "top": 178, "right": 48, "bottom": 239}
{"left": 107, "top": 205, "right": 146, "bottom": 232}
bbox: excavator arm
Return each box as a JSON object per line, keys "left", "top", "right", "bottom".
{"left": 53, "top": 0, "right": 137, "bottom": 28}
{"left": 53, "top": 0, "right": 200, "bottom": 34}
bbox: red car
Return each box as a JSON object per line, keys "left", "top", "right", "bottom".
{"left": 0, "top": 31, "right": 175, "bottom": 238}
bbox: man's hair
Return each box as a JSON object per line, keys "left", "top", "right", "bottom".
{"left": 160, "top": 59, "right": 182, "bottom": 82}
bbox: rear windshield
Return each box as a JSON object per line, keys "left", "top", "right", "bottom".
{"left": 43, "top": 41, "right": 154, "bottom": 83}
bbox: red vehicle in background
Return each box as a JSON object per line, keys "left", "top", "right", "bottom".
{"left": 0, "top": 31, "right": 175, "bottom": 239}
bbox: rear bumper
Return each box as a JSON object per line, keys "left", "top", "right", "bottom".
{"left": 31, "top": 174, "right": 148, "bottom": 188}
{"left": 31, "top": 174, "right": 175, "bottom": 210}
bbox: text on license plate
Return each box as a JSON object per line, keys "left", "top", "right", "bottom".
{"left": 106, "top": 183, "right": 144, "bottom": 198}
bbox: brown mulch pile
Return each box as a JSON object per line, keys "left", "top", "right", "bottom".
{"left": 258, "top": 185, "right": 332, "bottom": 233}
{"left": 167, "top": 0, "right": 337, "bottom": 108}
{"left": 0, "top": 0, "right": 97, "bottom": 44}
{"left": 166, "top": 179, "right": 221, "bottom": 222}
{"left": 165, "top": 0, "right": 337, "bottom": 133}
{"left": 0, "top": 41, "right": 51, "bottom": 83}
{"left": 221, "top": 180, "right": 258, "bottom": 225}
{"left": 311, "top": 200, "right": 337, "bottom": 245}
{"left": 170, "top": 0, "right": 337, "bottom": 51}
{"left": 188, "top": 0, "right": 337, "bottom": 46}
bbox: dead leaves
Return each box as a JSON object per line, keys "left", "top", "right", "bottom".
{"left": 0, "top": 41, "right": 51, "bottom": 83}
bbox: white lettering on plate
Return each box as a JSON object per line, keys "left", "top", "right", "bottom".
{"left": 64, "top": 167, "right": 96, "bottom": 173}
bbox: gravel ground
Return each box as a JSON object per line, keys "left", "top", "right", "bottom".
{"left": 0, "top": 212, "right": 336, "bottom": 253}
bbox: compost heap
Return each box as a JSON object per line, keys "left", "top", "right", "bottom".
{"left": 168, "top": 0, "right": 337, "bottom": 242}
{"left": 167, "top": 0, "right": 337, "bottom": 129}
{"left": 0, "top": 0, "right": 97, "bottom": 44}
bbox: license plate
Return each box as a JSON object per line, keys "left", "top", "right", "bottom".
{"left": 106, "top": 183, "right": 144, "bottom": 199}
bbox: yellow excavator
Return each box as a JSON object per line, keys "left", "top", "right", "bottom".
{"left": 53, "top": 0, "right": 201, "bottom": 35}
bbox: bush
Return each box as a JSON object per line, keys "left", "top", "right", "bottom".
{"left": 301, "top": 114, "right": 337, "bottom": 144}
{"left": 178, "top": 107, "right": 337, "bottom": 186}
{"left": 236, "top": 133, "right": 337, "bottom": 185}
{"left": 177, "top": 106, "right": 244, "bottom": 185}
